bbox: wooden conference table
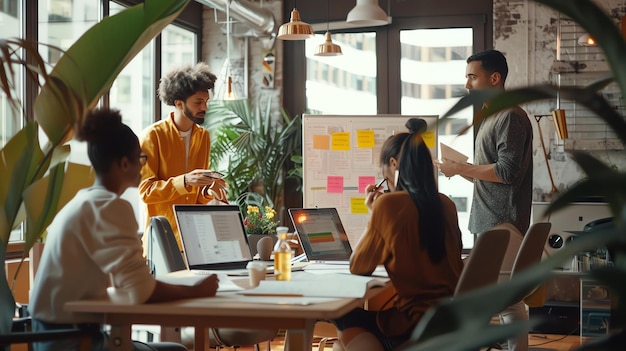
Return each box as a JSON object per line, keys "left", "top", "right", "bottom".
{"left": 65, "top": 270, "right": 389, "bottom": 351}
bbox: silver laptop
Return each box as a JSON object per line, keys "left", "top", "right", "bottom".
{"left": 174, "top": 205, "right": 253, "bottom": 271}
{"left": 288, "top": 208, "right": 353, "bottom": 263}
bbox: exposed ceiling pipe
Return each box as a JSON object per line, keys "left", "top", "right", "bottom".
{"left": 196, "top": 0, "right": 276, "bottom": 37}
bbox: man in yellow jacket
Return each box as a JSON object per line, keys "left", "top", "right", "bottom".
{"left": 139, "top": 62, "right": 228, "bottom": 250}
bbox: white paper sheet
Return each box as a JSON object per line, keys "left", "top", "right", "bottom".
{"left": 237, "top": 272, "right": 388, "bottom": 298}
{"left": 157, "top": 270, "right": 245, "bottom": 291}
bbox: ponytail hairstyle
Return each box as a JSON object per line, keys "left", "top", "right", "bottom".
{"left": 75, "top": 108, "right": 138, "bottom": 174}
{"left": 395, "top": 118, "right": 447, "bottom": 263}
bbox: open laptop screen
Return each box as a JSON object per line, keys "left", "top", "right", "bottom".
{"left": 174, "top": 205, "right": 252, "bottom": 270}
{"left": 289, "top": 208, "right": 353, "bottom": 261}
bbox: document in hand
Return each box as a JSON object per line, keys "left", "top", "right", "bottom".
{"left": 238, "top": 272, "right": 388, "bottom": 298}
{"left": 440, "top": 143, "right": 469, "bottom": 164}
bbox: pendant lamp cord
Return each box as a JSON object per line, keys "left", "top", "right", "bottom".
{"left": 226, "top": 0, "right": 230, "bottom": 61}
{"left": 327, "top": 0, "right": 330, "bottom": 32}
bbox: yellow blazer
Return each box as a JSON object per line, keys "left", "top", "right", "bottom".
{"left": 139, "top": 113, "right": 215, "bottom": 249}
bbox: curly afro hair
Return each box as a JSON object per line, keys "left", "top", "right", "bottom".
{"left": 158, "top": 62, "right": 217, "bottom": 106}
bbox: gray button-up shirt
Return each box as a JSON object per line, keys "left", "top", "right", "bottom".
{"left": 468, "top": 106, "right": 533, "bottom": 235}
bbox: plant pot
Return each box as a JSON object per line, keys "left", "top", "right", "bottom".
{"left": 246, "top": 234, "right": 278, "bottom": 258}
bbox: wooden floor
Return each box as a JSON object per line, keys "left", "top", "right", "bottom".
{"left": 229, "top": 332, "right": 586, "bottom": 351}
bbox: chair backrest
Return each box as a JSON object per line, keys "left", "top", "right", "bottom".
{"left": 146, "top": 216, "right": 186, "bottom": 276}
{"left": 454, "top": 228, "right": 510, "bottom": 296}
{"left": 489, "top": 222, "right": 524, "bottom": 282}
{"left": 511, "top": 222, "right": 552, "bottom": 276}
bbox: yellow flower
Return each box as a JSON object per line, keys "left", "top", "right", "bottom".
{"left": 244, "top": 205, "right": 278, "bottom": 235}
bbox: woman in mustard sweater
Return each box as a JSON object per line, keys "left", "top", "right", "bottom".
{"left": 333, "top": 118, "right": 464, "bottom": 351}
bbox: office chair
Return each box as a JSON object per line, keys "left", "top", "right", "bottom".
{"left": 488, "top": 222, "right": 552, "bottom": 351}
{"left": 146, "top": 216, "right": 277, "bottom": 351}
{"left": 454, "top": 228, "right": 511, "bottom": 295}
{"left": 405, "top": 227, "right": 511, "bottom": 347}
{"left": 2, "top": 314, "right": 93, "bottom": 351}
{"left": 511, "top": 222, "right": 552, "bottom": 277}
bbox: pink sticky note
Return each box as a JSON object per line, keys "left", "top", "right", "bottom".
{"left": 358, "top": 176, "right": 376, "bottom": 193}
{"left": 327, "top": 176, "right": 344, "bottom": 193}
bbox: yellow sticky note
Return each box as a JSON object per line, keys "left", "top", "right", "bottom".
{"left": 422, "top": 131, "right": 435, "bottom": 149}
{"left": 331, "top": 132, "right": 351, "bottom": 151}
{"left": 356, "top": 130, "right": 375, "bottom": 148}
{"left": 313, "top": 134, "right": 330, "bottom": 150}
{"left": 351, "top": 197, "right": 368, "bottom": 214}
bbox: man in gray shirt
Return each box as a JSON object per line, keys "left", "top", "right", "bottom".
{"left": 436, "top": 49, "right": 533, "bottom": 351}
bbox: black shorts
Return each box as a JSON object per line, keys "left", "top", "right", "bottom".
{"left": 332, "top": 308, "right": 410, "bottom": 351}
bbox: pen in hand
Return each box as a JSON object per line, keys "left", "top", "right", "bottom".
{"left": 371, "top": 178, "right": 387, "bottom": 193}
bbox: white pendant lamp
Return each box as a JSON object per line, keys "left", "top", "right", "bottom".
{"left": 346, "top": 0, "right": 388, "bottom": 27}
{"left": 215, "top": 1, "right": 246, "bottom": 100}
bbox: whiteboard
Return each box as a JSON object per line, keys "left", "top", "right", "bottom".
{"left": 301, "top": 115, "right": 438, "bottom": 245}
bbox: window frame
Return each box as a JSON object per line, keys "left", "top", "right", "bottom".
{"left": 4, "top": 0, "right": 203, "bottom": 253}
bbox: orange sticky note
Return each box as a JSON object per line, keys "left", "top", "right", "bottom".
{"left": 313, "top": 134, "right": 330, "bottom": 150}
{"left": 331, "top": 132, "right": 350, "bottom": 151}
{"left": 356, "top": 130, "right": 375, "bottom": 148}
{"left": 351, "top": 198, "right": 368, "bottom": 214}
{"left": 327, "top": 176, "right": 344, "bottom": 193}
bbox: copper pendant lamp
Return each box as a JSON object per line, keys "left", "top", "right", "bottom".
{"left": 315, "top": 0, "right": 342, "bottom": 56}
{"left": 277, "top": 1, "right": 314, "bottom": 40}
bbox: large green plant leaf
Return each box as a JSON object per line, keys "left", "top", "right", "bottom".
{"left": 0, "top": 123, "right": 41, "bottom": 245}
{"left": 22, "top": 162, "right": 95, "bottom": 253}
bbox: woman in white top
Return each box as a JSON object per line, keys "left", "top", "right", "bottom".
{"left": 30, "top": 107, "right": 219, "bottom": 351}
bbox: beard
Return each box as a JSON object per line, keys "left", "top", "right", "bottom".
{"left": 183, "top": 104, "right": 205, "bottom": 125}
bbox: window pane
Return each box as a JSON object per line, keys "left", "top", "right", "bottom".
{"left": 160, "top": 24, "right": 197, "bottom": 119}
{"left": 109, "top": 2, "right": 154, "bottom": 135}
{"left": 38, "top": 0, "right": 99, "bottom": 56}
{"left": 106, "top": 1, "right": 157, "bottom": 230}
{"left": 0, "top": 0, "right": 22, "bottom": 148}
{"left": 1, "top": 0, "right": 22, "bottom": 242}
{"left": 305, "top": 32, "right": 377, "bottom": 114}
{"left": 400, "top": 27, "right": 475, "bottom": 248}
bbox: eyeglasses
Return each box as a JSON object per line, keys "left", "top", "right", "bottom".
{"left": 139, "top": 154, "right": 148, "bottom": 166}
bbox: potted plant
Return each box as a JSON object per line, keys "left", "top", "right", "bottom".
{"left": 0, "top": 0, "right": 192, "bottom": 335}
{"left": 400, "top": 1, "right": 626, "bottom": 350}
{"left": 203, "top": 96, "right": 302, "bottom": 224}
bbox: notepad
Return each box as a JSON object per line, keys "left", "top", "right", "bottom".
{"left": 440, "top": 143, "right": 469, "bottom": 164}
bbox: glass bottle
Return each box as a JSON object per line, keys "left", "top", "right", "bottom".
{"left": 274, "top": 226, "right": 292, "bottom": 281}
